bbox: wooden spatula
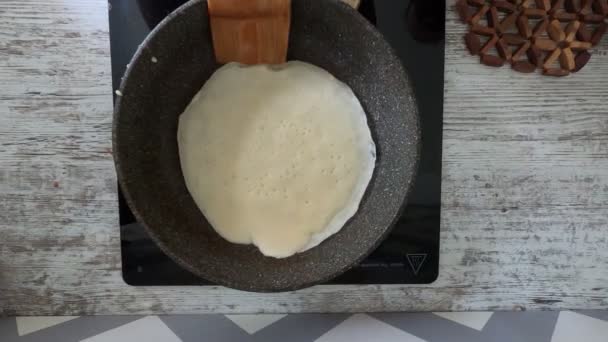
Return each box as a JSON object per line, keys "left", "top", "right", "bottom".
{"left": 207, "top": 0, "right": 291, "bottom": 65}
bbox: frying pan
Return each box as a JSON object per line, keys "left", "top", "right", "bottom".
{"left": 113, "top": 0, "right": 420, "bottom": 292}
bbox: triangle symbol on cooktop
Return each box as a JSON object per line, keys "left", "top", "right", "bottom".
{"left": 406, "top": 253, "right": 427, "bottom": 275}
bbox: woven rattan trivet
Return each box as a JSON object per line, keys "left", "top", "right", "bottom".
{"left": 456, "top": 0, "right": 608, "bottom": 76}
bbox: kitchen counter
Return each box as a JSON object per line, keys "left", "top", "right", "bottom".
{"left": 1, "top": 0, "right": 607, "bottom": 316}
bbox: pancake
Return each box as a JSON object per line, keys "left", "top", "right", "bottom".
{"left": 177, "top": 61, "right": 375, "bottom": 258}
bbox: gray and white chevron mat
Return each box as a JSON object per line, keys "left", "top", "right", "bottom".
{"left": 1, "top": 311, "right": 607, "bottom": 341}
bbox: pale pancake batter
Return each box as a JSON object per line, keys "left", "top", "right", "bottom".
{"left": 178, "top": 61, "right": 375, "bottom": 258}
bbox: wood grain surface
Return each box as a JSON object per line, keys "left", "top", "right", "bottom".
{"left": 208, "top": 0, "right": 291, "bottom": 64}
{"left": 0, "top": 0, "right": 607, "bottom": 315}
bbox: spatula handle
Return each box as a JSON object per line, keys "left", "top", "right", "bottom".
{"left": 208, "top": 0, "right": 291, "bottom": 65}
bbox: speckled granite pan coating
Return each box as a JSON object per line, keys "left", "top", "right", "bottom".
{"left": 113, "top": 0, "right": 420, "bottom": 292}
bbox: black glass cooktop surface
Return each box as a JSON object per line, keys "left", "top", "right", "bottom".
{"left": 110, "top": 0, "right": 445, "bottom": 286}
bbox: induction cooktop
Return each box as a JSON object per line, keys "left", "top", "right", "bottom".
{"left": 109, "top": 0, "right": 444, "bottom": 286}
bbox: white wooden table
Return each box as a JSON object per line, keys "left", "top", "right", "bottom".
{"left": 0, "top": 0, "right": 607, "bottom": 315}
